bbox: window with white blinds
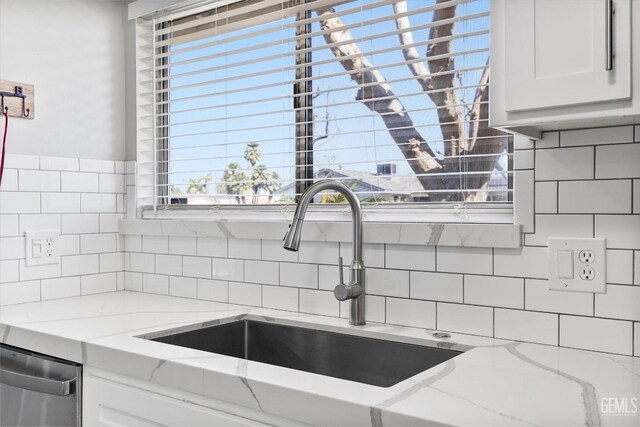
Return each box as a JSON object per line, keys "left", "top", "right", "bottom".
{"left": 136, "top": 0, "right": 511, "bottom": 210}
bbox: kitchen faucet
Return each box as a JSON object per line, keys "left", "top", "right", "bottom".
{"left": 283, "top": 179, "right": 365, "bottom": 326}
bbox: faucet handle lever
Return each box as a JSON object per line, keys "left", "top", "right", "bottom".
{"left": 338, "top": 256, "right": 344, "bottom": 285}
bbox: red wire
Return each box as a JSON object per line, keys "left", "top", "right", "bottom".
{"left": 0, "top": 111, "right": 8, "bottom": 187}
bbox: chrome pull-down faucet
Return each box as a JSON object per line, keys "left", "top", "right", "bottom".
{"left": 282, "top": 180, "right": 365, "bottom": 326}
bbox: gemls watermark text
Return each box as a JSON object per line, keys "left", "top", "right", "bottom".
{"left": 600, "top": 397, "right": 638, "bottom": 415}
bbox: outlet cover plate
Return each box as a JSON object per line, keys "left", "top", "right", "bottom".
{"left": 25, "top": 230, "right": 60, "bottom": 266}
{"left": 548, "top": 238, "right": 606, "bottom": 293}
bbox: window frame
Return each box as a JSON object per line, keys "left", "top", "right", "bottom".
{"left": 135, "top": 0, "right": 514, "bottom": 225}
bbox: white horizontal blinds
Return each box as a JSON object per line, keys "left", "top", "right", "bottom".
{"left": 307, "top": 0, "right": 510, "bottom": 204}
{"left": 143, "top": 0, "right": 510, "bottom": 207}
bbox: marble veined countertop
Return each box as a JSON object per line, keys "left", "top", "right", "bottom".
{"left": 1, "top": 292, "right": 639, "bottom": 426}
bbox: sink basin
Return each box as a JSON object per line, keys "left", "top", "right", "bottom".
{"left": 148, "top": 319, "right": 462, "bottom": 387}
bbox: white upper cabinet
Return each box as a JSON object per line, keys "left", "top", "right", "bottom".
{"left": 490, "top": 0, "right": 639, "bottom": 138}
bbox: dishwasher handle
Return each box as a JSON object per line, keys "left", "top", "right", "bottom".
{"left": 0, "top": 367, "right": 75, "bottom": 396}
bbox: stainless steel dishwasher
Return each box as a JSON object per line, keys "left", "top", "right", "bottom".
{"left": 0, "top": 343, "right": 81, "bottom": 427}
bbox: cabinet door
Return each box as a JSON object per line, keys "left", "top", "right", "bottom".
{"left": 83, "top": 376, "right": 269, "bottom": 427}
{"left": 503, "top": 0, "right": 631, "bottom": 112}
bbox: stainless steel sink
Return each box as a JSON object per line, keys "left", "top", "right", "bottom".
{"left": 148, "top": 319, "right": 462, "bottom": 387}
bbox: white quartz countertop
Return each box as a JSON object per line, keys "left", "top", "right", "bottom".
{"left": 1, "top": 292, "right": 639, "bottom": 426}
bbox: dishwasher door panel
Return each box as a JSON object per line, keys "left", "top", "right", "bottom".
{"left": 0, "top": 343, "right": 81, "bottom": 427}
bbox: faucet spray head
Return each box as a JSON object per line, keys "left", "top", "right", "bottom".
{"left": 282, "top": 217, "right": 303, "bottom": 251}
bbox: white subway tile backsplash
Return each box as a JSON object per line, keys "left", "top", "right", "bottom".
{"left": 0, "top": 260, "right": 19, "bottom": 283}
{"left": 0, "top": 169, "right": 17, "bottom": 191}
{"left": 228, "top": 282, "right": 261, "bottom": 307}
{"left": 42, "top": 193, "right": 80, "bottom": 213}
{"left": 386, "top": 298, "right": 436, "bottom": 329}
{"left": 494, "top": 309, "right": 558, "bottom": 345}
{"left": 464, "top": 275, "right": 524, "bottom": 309}
{"left": 0, "top": 237, "right": 25, "bottom": 260}
{"left": 0, "top": 192, "right": 40, "bottom": 214}
{"left": 129, "top": 252, "right": 155, "bottom": 273}
{"left": 244, "top": 260, "right": 279, "bottom": 285}
{"left": 169, "top": 276, "right": 197, "bottom": 298}
{"left": 514, "top": 134, "right": 535, "bottom": 150}
{"left": 514, "top": 170, "right": 534, "bottom": 232}
{"left": 437, "top": 303, "right": 493, "bottom": 336}
{"left": 155, "top": 254, "right": 182, "bottom": 276}
{"left": 40, "top": 156, "right": 78, "bottom": 171}
{"left": 299, "top": 289, "right": 339, "bottom": 317}
{"left": 535, "top": 182, "right": 557, "bottom": 214}
{"left": 559, "top": 180, "right": 631, "bottom": 214}
{"left": 183, "top": 256, "right": 212, "bottom": 279}
{"left": 535, "top": 147, "right": 594, "bottom": 181}
{"left": 298, "top": 241, "right": 339, "bottom": 265}
{"left": 61, "top": 254, "right": 98, "bottom": 277}
{"left": 437, "top": 247, "right": 492, "bottom": 275}
{"left": 366, "top": 268, "right": 409, "bottom": 298}
{"left": 100, "top": 252, "right": 124, "bottom": 273}
{"left": 5, "top": 153, "right": 38, "bottom": 170}
{"left": 99, "top": 213, "right": 121, "bottom": 233}
{"left": 79, "top": 159, "right": 114, "bottom": 173}
{"left": 596, "top": 144, "right": 640, "bottom": 179}
{"left": 19, "top": 170, "right": 60, "bottom": 192}
{"left": 142, "top": 235, "right": 168, "bottom": 254}
{"left": 560, "top": 126, "right": 633, "bottom": 147}
{"left": 595, "top": 285, "right": 640, "bottom": 321}
{"left": 20, "top": 260, "right": 61, "bottom": 281}
{"left": 81, "top": 273, "right": 117, "bottom": 295}
{"left": 124, "top": 235, "right": 142, "bottom": 252}
{"left": 410, "top": 271, "right": 462, "bottom": 302}
{"left": 494, "top": 246, "right": 548, "bottom": 279}
{"left": 211, "top": 258, "right": 244, "bottom": 282}
{"left": 262, "top": 285, "right": 298, "bottom": 312}
{"left": 228, "top": 238, "right": 261, "bottom": 260}
{"left": 142, "top": 273, "right": 169, "bottom": 295}
{"left": 124, "top": 272, "right": 143, "bottom": 292}
{"left": 634, "top": 180, "right": 640, "bottom": 213}
{"left": 560, "top": 316, "right": 632, "bottom": 355}
{"left": 524, "top": 215, "right": 593, "bottom": 246}
{"left": 386, "top": 245, "right": 435, "bottom": 271}
{"left": 197, "top": 279, "right": 227, "bottom": 302}
{"left": 0, "top": 215, "right": 19, "bottom": 237}
{"left": 169, "top": 236, "right": 197, "bottom": 256}
{"left": 41, "top": 277, "right": 80, "bottom": 300}
{"left": 80, "top": 233, "right": 116, "bottom": 254}
{"left": 20, "top": 214, "right": 61, "bottom": 234}
{"left": 261, "top": 240, "right": 297, "bottom": 262}
{"left": 81, "top": 193, "right": 117, "bottom": 213}
{"left": 58, "top": 235, "right": 80, "bottom": 256}
{"left": 595, "top": 215, "right": 640, "bottom": 249}
{"left": 280, "top": 262, "right": 318, "bottom": 289}
{"left": 635, "top": 324, "right": 640, "bottom": 357}
{"left": 606, "top": 250, "right": 634, "bottom": 284}
{"left": 0, "top": 280, "right": 40, "bottom": 306}
{"left": 99, "top": 174, "right": 125, "bottom": 193}
{"left": 340, "top": 243, "right": 384, "bottom": 268}
{"left": 61, "top": 172, "right": 98, "bottom": 193}
{"left": 536, "top": 131, "right": 559, "bottom": 149}
{"left": 61, "top": 214, "right": 98, "bottom": 234}
{"left": 197, "top": 237, "right": 227, "bottom": 258}
{"left": 525, "top": 279, "right": 593, "bottom": 316}
{"left": 635, "top": 252, "right": 640, "bottom": 285}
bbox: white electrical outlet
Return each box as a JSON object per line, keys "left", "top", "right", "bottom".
{"left": 548, "top": 238, "right": 606, "bottom": 293}
{"left": 25, "top": 230, "right": 60, "bottom": 266}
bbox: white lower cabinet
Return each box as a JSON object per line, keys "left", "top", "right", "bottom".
{"left": 83, "top": 370, "right": 283, "bottom": 427}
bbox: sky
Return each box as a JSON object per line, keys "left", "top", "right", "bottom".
{"left": 162, "top": 0, "right": 503, "bottom": 201}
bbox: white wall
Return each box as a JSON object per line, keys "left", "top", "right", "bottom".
{"left": 0, "top": 0, "right": 127, "bottom": 160}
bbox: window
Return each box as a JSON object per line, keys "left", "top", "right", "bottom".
{"left": 136, "top": 0, "right": 511, "bottom": 213}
